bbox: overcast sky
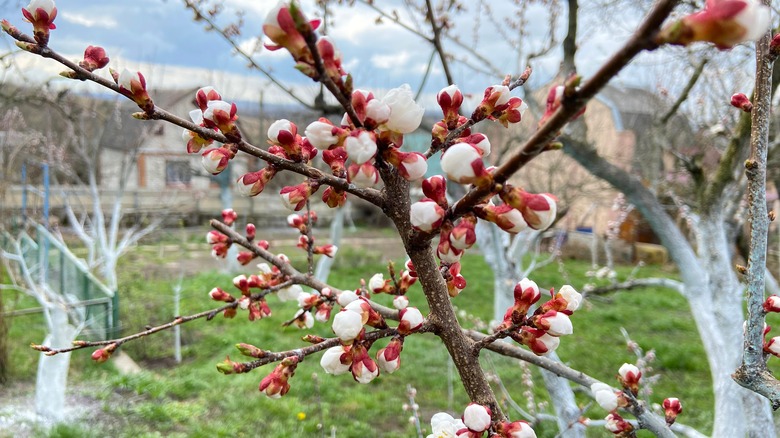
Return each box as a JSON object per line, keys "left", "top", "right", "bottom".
{"left": 0, "top": 0, "right": 759, "bottom": 121}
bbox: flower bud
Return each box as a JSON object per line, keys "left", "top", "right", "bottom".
{"left": 393, "top": 295, "right": 409, "bottom": 310}
{"left": 658, "top": 0, "right": 770, "bottom": 49}
{"left": 376, "top": 337, "right": 403, "bottom": 374}
{"left": 382, "top": 84, "right": 424, "bottom": 134}
{"left": 398, "top": 307, "right": 424, "bottom": 334}
{"left": 604, "top": 412, "right": 633, "bottom": 434}
{"left": 441, "top": 143, "right": 488, "bottom": 185}
{"left": 350, "top": 344, "right": 379, "bottom": 384}
{"left": 280, "top": 180, "right": 320, "bottom": 211}
{"left": 495, "top": 420, "right": 537, "bottom": 438}
{"left": 437, "top": 84, "right": 463, "bottom": 124}
{"left": 590, "top": 382, "right": 618, "bottom": 412}
{"left": 618, "top": 363, "right": 641, "bottom": 394}
{"left": 534, "top": 310, "right": 573, "bottom": 336}
{"left": 333, "top": 308, "right": 364, "bottom": 342}
{"left": 320, "top": 345, "right": 351, "bottom": 375}
{"left": 209, "top": 287, "right": 235, "bottom": 302}
{"left": 731, "top": 93, "right": 753, "bottom": 112}
{"left": 462, "top": 403, "right": 492, "bottom": 433}
{"left": 765, "top": 295, "right": 780, "bottom": 313}
{"left": 422, "top": 175, "right": 448, "bottom": 207}
{"left": 22, "top": 0, "right": 57, "bottom": 46}
{"left": 263, "top": 1, "right": 320, "bottom": 64}
{"left": 203, "top": 100, "right": 239, "bottom": 138}
{"left": 80, "top": 46, "right": 109, "bottom": 71}
{"left": 347, "top": 162, "right": 379, "bottom": 187}
{"left": 345, "top": 130, "right": 377, "bottom": 164}
{"left": 118, "top": 68, "right": 153, "bottom": 113}
{"left": 555, "top": 285, "right": 582, "bottom": 312}
{"left": 410, "top": 199, "right": 446, "bottom": 232}
{"left": 662, "top": 397, "right": 683, "bottom": 425}
{"left": 305, "top": 118, "right": 341, "bottom": 150}
{"left": 221, "top": 208, "right": 238, "bottom": 225}
{"left": 201, "top": 148, "right": 231, "bottom": 175}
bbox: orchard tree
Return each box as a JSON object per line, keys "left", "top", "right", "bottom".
{"left": 2, "top": 0, "right": 778, "bottom": 436}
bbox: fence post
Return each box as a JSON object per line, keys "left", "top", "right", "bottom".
{"left": 111, "top": 292, "right": 120, "bottom": 340}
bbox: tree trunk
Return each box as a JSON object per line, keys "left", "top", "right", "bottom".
{"left": 563, "top": 142, "right": 776, "bottom": 436}
{"left": 35, "top": 306, "right": 77, "bottom": 423}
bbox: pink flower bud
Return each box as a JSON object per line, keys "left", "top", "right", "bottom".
{"left": 462, "top": 403, "right": 492, "bottom": 433}
{"left": 22, "top": 0, "right": 57, "bottom": 45}
{"left": 118, "top": 68, "right": 153, "bottom": 112}
{"left": 437, "top": 237, "right": 463, "bottom": 264}
{"left": 350, "top": 344, "right": 379, "bottom": 384}
{"left": 475, "top": 204, "right": 529, "bottom": 234}
{"left": 80, "top": 46, "right": 109, "bottom": 71}
{"left": 501, "top": 187, "right": 558, "bottom": 230}
{"left": 320, "top": 345, "right": 351, "bottom": 375}
{"left": 322, "top": 186, "right": 347, "bottom": 208}
{"left": 731, "top": 93, "right": 753, "bottom": 112}
{"left": 203, "top": 100, "right": 239, "bottom": 138}
{"left": 333, "top": 308, "right": 364, "bottom": 342}
{"left": 410, "top": 199, "right": 446, "bottom": 232}
{"left": 457, "top": 133, "right": 491, "bottom": 157}
{"left": 398, "top": 307, "right": 424, "bottom": 334}
{"left": 512, "top": 278, "right": 541, "bottom": 315}
{"left": 604, "top": 412, "right": 633, "bottom": 434}
{"left": 765, "top": 295, "right": 780, "bottom": 313}
{"left": 206, "top": 230, "right": 227, "bottom": 245}
{"left": 495, "top": 420, "right": 537, "bottom": 438}
{"left": 245, "top": 223, "right": 256, "bottom": 240}
{"left": 534, "top": 310, "right": 573, "bottom": 336}
{"left": 315, "top": 303, "right": 332, "bottom": 322}
{"left": 317, "top": 36, "right": 345, "bottom": 83}
{"left": 347, "top": 162, "right": 379, "bottom": 187}
{"left": 305, "top": 118, "right": 341, "bottom": 150}
{"left": 441, "top": 143, "right": 489, "bottom": 185}
{"left": 382, "top": 84, "right": 424, "bottom": 134}
{"left": 659, "top": 0, "right": 770, "bottom": 49}
{"left": 201, "top": 148, "right": 231, "bottom": 175}
{"left": 422, "top": 175, "right": 448, "bottom": 207}
{"left": 263, "top": 1, "right": 319, "bottom": 64}
{"left": 368, "top": 273, "right": 390, "bottom": 294}
{"left": 398, "top": 151, "right": 428, "bottom": 181}
{"left": 477, "top": 85, "right": 511, "bottom": 115}
{"left": 376, "top": 337, "right": 403, "bottom": 374}
{"left": 258, "top": 356, "right": 298, "bottom": 398}
{"left": 345, "top": 130, "right": 377, "bottom": 164}
{"left": 182, "top": 109, "right": 215, "bottom": 154}
{"left": 765, "top": 336, "right": 780, "bottom": 356}
{"left": 280, "top": 180, "right": 320, "bottom": 211}
{"left": 663, "top": 397, "right": 683, "bottom": 425}
{"left": 618, "top": 363, "right": 641, "bottom": 394}
{"left": 590, "top": 382, "right": 618, "bottom": 411}
{"left": 221, "top": 208, "right": 238, "bottom": 225}
{"left": 449, "top": 216, "right": 477, "bottom": 250}
{"left": 237, "top": 167, "right": 277, "bottom": 197}
{"left": 196, "top": 86, "right": 221, "bottom": 112}
{"left": 313, "top": 244, "right": 338, "bottom": 258}
{"left": 496, "top": 97, "right": 528, "bottom": 128}
{"left": 268, "top": 119, "right": 303, "bottom": 159}
{"left": 437, "top": 84, "right": 463, "bottom": 124}
{"left": 515, "top": 327, "right": 560, "bottom": 356}
{"left": 555, "top": 285, "right": 582, "bottom": 311}
{"left": 210, "top": 287, "right": 235, "bottom": 302}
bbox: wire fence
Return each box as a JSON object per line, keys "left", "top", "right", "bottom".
{"left": 0, "top": 224, "right": 118, "bottom": 341}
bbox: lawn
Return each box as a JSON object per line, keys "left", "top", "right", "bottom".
{"left": 0, "top": 231, "right": 729, "bottom": 437}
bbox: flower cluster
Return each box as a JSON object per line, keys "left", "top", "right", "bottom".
{"left": 318, "top": 293, "right": 423, "bottom": 384}
{"left": 367, "top": 263, "right": 418, "bottom": 310}
{"left": 288, "top": 211, "right": 338, "bottom": 258}
{"left": 426, "top": 404, "right": 537, "bottom": 438}
{"left": 590, "top": 362, "right": 683, "bottom": 433}
{"left": 493, "top": 279, "right": 581, "bottom": 356}
{"left": 409, "top": 172, "right": 557, "bottom": 298}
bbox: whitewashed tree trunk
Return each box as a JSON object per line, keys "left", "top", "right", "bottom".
{"left": 475, "top": 221, "right": 584, "bottom": 437}
{"left": 564, "top": 142, "right": 775, "bottom": 437}
{"left": 34, "top": 306, "right": 77, "bottom": 423}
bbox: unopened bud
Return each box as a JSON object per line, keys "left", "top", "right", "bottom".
{"left": 730, "top": 93, "right": 753, "bottom": 112}
{"left": 236, "top": 343, "right": 265, "bottom": 358}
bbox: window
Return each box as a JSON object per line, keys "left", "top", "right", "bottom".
{"left": 165, "top": 160, "right": 192, "bottom": 188}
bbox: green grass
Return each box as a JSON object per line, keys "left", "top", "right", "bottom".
{"left": 1, "top": 238, "right": 726, "bottom": 437}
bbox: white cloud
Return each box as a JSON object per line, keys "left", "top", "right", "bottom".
{"left": 61, "top": 11, "right": 118, "bottom": 29}
{"left": 371, "top": 51, "right": 410, "bottom": 69}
